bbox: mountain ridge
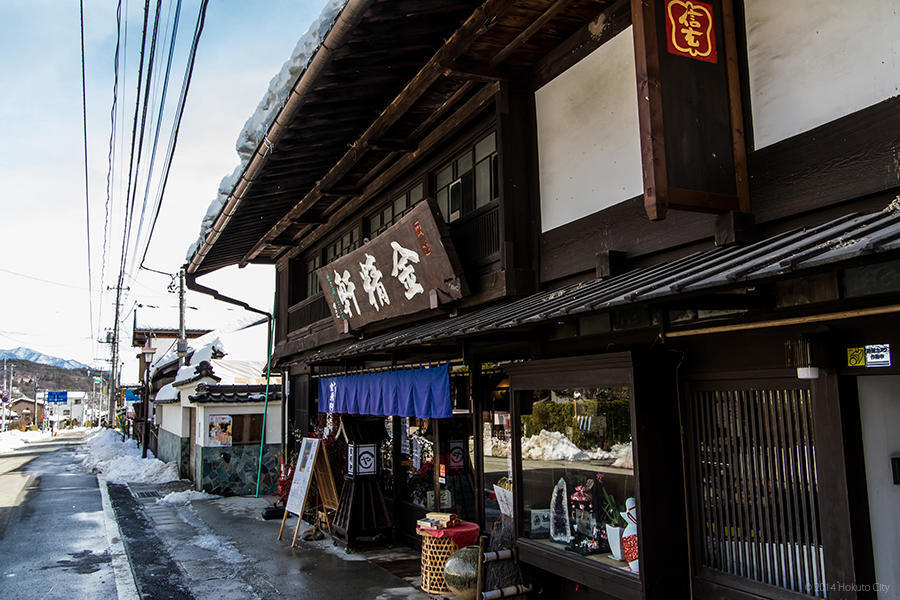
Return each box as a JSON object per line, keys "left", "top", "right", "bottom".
{"left": 0, "top": 347, "right": 93, "bottom": 371}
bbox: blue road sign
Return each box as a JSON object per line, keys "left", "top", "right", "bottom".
{"left": 47, "top": 391, "right": 68, "bottom": 403}
{"left": 124, "top": 389, "right": 139, "bottom": 402}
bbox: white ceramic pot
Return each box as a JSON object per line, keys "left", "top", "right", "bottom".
{"left": 605, "top": 524, "right": 625, "bottom": 561}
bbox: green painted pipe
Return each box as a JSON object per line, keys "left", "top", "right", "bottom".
{"left": 255, "top": 295, "right": 276, "bottom": 498}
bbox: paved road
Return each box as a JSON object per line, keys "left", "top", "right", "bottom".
{"left": 0, "top": 434, "right": 127, "bottom": 600}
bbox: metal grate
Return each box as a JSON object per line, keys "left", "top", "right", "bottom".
{"left": 135, "top": 490, "right": 162, "bottom": 499}
{"left": 689, "top": 386, "right": 826, "bottom": 597}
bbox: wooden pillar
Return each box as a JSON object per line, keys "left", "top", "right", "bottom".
{"left": 496, "top": 79, "right": 539, "bottom": 296}
{"left": 433, "top": 417, "right": 442, "bottom": 511}
{"left": 391, "top": 415, "right": 403, "bottom": 538}
{"left": 811, "top": 371, "right": 859, "bottom": 600}
{"left": 469, "top": 359, "right": 485, "bottom": 528}
{"left": 509, "top": 389, "right": 527, "bottom": 538}
{"left": 631, "top": 350, "right": 691, "bottom": 599}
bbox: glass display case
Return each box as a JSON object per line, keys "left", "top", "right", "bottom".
{"left": 518, "top": 387, "right": 638, "bottom": 572}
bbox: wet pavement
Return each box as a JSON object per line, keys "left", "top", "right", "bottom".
{"left": 0, "top": 435, "right": 121, "bottom": 600}
{"left": 0, "top": 433, "right": 432, "bottom": 600}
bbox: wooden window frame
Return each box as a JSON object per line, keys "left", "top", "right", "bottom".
{"left": 231, "top": 413, "right": 264, "bottom": 446}
{"left": 504, "top": 353, "right": 643, "bottom": 597}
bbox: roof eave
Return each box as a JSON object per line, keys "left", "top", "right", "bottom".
{"left": 186, "top": 0, "right": 377, "bottom": 276}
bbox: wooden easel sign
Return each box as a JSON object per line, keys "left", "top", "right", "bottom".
{"left": 277, "top": 437, "right": 339, "bottom": 547}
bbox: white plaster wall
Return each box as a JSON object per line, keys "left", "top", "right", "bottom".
{"left": 745, "top": 0, "right": 900, "bottom": 149}
{"left": 858, "top": 375, "right": 900, "bottom": 599}
{"left": 535, "top": 26, "right": 643, "bottom": 233}
{"left": 159, "top": 403, "right": 185, "bottom": 437}
{"left": 197, "top": 402, "right": 282, "bottom": 447}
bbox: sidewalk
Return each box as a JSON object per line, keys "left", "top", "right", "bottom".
{"left": 109, "top": 479, "right": 432, "bottom": 600}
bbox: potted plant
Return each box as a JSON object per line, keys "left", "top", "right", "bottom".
{"left": 597, "top": 474, "right": 627, "bottom": 560}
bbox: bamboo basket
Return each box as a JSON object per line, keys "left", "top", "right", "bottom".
{"left": 418, "top": 529, "right": 458, "bottom": 594}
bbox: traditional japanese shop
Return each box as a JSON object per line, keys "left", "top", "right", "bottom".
{"left": 184, "top": 0, "right": 900, "bottom": 598}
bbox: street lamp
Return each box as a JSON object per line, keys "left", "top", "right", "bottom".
{"left": 141, "top": 338, "right": 156, "bottom": 459}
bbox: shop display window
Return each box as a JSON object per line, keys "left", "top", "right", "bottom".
{"left": 518, "top": 387, "right": 638, "bottom": 573}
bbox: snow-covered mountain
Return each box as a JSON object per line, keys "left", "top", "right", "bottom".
{"left": 0, "top": 347, "right": 92, "bottom": 371}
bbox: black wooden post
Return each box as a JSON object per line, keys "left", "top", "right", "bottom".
{"left": 631, "top": 349, "right": 691, "bottom": 599}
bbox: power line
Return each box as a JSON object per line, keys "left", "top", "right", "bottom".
{"left": 129, "top": 0, "right": 183, "bottom": 281}
{"left": 139, "top": 0, "right": 210, "bottom": 271}
{"left": 79, "top": 0, "right": 95, "bottom": 351}
{"left": 99, "top": 0, "right": 124, "bottom": 342}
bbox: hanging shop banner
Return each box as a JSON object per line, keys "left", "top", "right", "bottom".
{"left": 318, "top": 363, "right": 451, "bottom": 419}
{"left": 316, "top": 199, "right": 467, "bottom": 332}
{"left": 208, "top": 415, "right": 233, "bottom": 447}
{"left": 449, "top": 440, "right": 465, "bottom": 470}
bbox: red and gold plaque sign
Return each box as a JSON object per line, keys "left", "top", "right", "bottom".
{"left": 665, "top": 0, "right": 717, "bottom": 63}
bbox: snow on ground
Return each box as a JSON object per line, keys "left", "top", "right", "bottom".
{"left": 81, "top": 429, "right": 179, "bottom": 483}
{"left": 157, "top": 490, "right": 220, "bottom": 505}
{"left": 191, "top": 533, "right": 249, "bottom": 564}
{"left": 0, "top": 429, "right": 52, "bottom": 454}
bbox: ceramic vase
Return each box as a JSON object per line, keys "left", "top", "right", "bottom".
{"left": 620, "top": 497, "right": 639, "bottom": 573}
{"left": 605, "top": 524, "right": 625, "bottom": 561}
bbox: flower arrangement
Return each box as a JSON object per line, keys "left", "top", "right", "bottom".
{"left": 596, "top": 473, "right": 626, "bottom": 528}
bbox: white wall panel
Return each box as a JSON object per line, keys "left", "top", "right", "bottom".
{"left": 746, "top": 0, "right": 900, "bottom": 149}
{"left": 535, "top": 27, "right": 643, "bottom": 233}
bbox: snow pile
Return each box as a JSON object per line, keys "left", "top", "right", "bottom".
{"left": 81, "top": 429, "right": 179, "bottom": 483}
{"left": 0, "top": 429, "right": 51, "bottom": 454}
{"left": 609, "top": 441, "right": 633, "bottom": 469}
{"left": 518, "top": 430, "right": 633, "bottom": 466}
{"left": 521, "top": 430, "right": 590, "bottom": 461}
{"left": 158, "top": 489, "right": 219, "bottom": 505}
{"left": 186, "top": 0, "right": 349, "bottom": 263}
{"left": 191, "top": 533, "right": 249, "bottom": 564}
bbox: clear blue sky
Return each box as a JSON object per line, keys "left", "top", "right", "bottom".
{"left": 0, "top": 0, "right": 330, "bottom": 374}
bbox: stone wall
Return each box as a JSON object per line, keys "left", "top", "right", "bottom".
{"left": 157, "top": 428, "right": 190, "bottom": 479}
{"left": 193, "top": 443, "right": 281, "bottom": 496}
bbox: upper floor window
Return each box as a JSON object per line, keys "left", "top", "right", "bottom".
{"left": 435, "top": 131, "right": 498, "bottom": 223}
{"left": 366, "top": 182, "right": 424, "bottom": 238}
{"left": 325, "top": 226, "right": 360, "bottom": 263}
{"left": 305, "top": 255, "right": 322, "bottom": 297}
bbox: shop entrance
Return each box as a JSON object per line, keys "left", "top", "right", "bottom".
{"left": 684, "top": 376, "right": 827, "bottom": 599}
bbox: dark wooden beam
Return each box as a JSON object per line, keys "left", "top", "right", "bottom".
{"left": 368, "top": 138, "right": 417, "bottom": 152}
{"left": 490, "top": 0, "right": 576, "bottom": 68}
{"left": 630, "top": 0, "right": 668, "bottom": 220}
{"left": 239, "top": 0, "right": 516, "bottom": 267}
{"left": 282, "top": 82, "right": 501, "bottom": 262}
{"left": 532, "top": 0, "right": 631, "bottom": 90}
{"left": 441, "top": 63, "right": 506, "bottom": 82}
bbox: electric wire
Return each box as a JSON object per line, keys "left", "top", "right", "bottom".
{"left": 129, "top": 0, "right": 182, "bottom": 281}
{"left": 111, "top": 0, "right": 152, "bottom": 416}
{"left": 99, "top": 0, "right": 124, "bottom": 343}
{"left": 79, "top": 0, "right": 96, "bottom": 353}
{"left": 138, "top": 0, "right": 210, "bottom": 271}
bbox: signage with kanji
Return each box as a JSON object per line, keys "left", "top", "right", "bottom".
{"left": 317, "top": 199, "right": 466, "bottom": 331}
{"left": 665, "top": 0, "right": 717, "bottom": 63}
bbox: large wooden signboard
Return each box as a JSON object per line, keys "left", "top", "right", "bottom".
{"left": 632, "top": 0, "right": 749, "bottom": 220}
{"left": 316, "top": 199, "right": 467, "bottom": 332}
{"left": 278, "top": 437, "right": 339, "bottom": 547}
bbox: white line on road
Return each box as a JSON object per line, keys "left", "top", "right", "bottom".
{"left": 98, "top": 477, "right": 140, "bottom": 600}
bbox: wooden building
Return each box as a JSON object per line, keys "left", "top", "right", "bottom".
{"left": 186, "top": 1, "right": 900, "bottom": 599}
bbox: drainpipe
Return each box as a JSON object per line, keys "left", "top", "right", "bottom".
{"left": 184, "top": 273, "right": 275, "bottom": 497}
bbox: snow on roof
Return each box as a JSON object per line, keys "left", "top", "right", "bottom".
{"left": 185, "top": 0, "right": 349, "bottom": 263}
{"left": 154, "top": 382, "right": 180, "bottom": 403}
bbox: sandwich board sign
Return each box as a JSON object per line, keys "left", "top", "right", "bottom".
{"left": 278, "top": 437, "right": 339, "bottom": 548}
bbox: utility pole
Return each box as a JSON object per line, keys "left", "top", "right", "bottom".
{"left": 33, "top": 378, "right": 38, "bottom": 429}
{"left": 178, "top": 267, "right": 187, "bottom": 366}
{"left": 107, "top": 286, "right": 128, "bottom": 426}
